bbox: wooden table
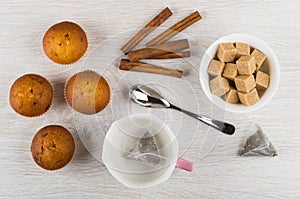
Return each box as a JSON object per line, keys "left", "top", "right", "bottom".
{"left": 1, "top": 0, "right": 299, "bottom": 198}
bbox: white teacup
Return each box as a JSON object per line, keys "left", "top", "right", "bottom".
{"left": 102, "top": 113, "right": 192, "bottom": 188}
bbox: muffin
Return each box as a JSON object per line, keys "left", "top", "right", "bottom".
{"left": 65, "top": 70, "right": 110, "bottom": 115}
{"left": 9, "top": 74, "right": 53, "bottom": 117}
{"left": 43, "top": 21, "right": 88, "bottom": 64}
{"left": 31, "top": 125, "right": 75, "bottom": 170}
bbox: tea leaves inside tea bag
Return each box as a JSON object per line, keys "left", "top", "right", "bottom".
{"left": 238, "top": 123, "right": 277, "bottom": 156}
{"left": 126, "top": 130, "right": 167, "bottom": 166}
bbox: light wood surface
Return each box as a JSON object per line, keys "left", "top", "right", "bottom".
{"left": 0, "top": 0, "right": 300, "bottom": 198}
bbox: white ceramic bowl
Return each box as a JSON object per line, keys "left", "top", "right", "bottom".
{"left": 199, "top": 33, "right": 280, "bottom": 113}
{"left": 102, "top": 113, "right": 178, "bottom": 188}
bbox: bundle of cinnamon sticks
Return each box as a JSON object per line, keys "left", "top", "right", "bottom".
{"left": 119, "top": 7, "right": 202, "bottom": 78}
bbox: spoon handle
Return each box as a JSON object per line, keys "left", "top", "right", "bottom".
{"left": 170, "top": 105, "right": 235, "bottom": 135}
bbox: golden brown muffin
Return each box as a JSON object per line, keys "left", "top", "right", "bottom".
{"left": 9, "top": 74, "right": 53, "bottom": 117}
{"left": 31, "top": 125, "right": 75, "bottom": 170}
{"left": 65, "top": 70, "right": 110, "bottom": 115}
{"left": 43, "top": 21, "right": 88, "bottom": 64}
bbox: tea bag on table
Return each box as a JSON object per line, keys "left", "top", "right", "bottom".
{"left": 238, "top": 123, "right": 277, "bottom": 156}
{"left": 126, "top": 130, "right": 167, "bottom": 166}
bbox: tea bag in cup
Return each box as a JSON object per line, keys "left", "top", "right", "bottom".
{"left": 126, "top": 130, "right": 167, "bottom": 166}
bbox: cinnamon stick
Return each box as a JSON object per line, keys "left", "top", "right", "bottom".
{"left": 119, "top": 59, "right": 183, "bottom": 78}
{"left": 128, "top": 39, "right": 189, "bottom": 62}
{"left": 120, "top": 7, "right": 173, "bottom": 54}
{"left": 145, "top": 51, "right": 190, "bottom": 59}
{"left": 146, "top": 11, "right": 202, "bottom": 47}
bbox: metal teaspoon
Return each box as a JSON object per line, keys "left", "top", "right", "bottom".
{"left": 129, "top": 84, "right": 235, "bottom": 135}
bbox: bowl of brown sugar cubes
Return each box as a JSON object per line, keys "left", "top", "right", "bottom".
{"left": 199, "top": 34, "right": 280, "bottom": 113}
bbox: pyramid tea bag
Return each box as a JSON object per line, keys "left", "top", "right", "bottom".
{"left": 126, "top": 130, "right": 167, "bottom": 166}
{"left": 238, "top": 123, "right": 277, "bottom": 156}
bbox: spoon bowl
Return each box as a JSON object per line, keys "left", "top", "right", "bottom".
{"left": 130, "top": 84, "right": 171, "bottom": 108}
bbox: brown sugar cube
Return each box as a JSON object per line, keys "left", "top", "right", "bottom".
{"left": 225, "top": 87, "right": 239, "bottom": 104}
{"left": 209, "top": 76, "right": 230, "bottom": 97}
{"left": 207, "top": 60, "right": 225, "bottom": 76}
{"left": 222, "top": 63, "right": 238, "bottom": 80}
{"left": 235, "top": 42, "right": 250, "bottom": 58}
{"left": 234, "top": 75, "right": 256, "bottom": 93}
{"left": 236, "top": 55, "right": 256, "bottom": 75}
{"left": 217, "top": 43, "right": 237, "bottom": 62}
{"left": 256, "top": 71, "right": 270, "bottom": 89}
{"left": 238, "top": 88, "right": 260, "bottom": 106}
{"left": 251, "top": 49, "right": 266, "bottom": 71}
